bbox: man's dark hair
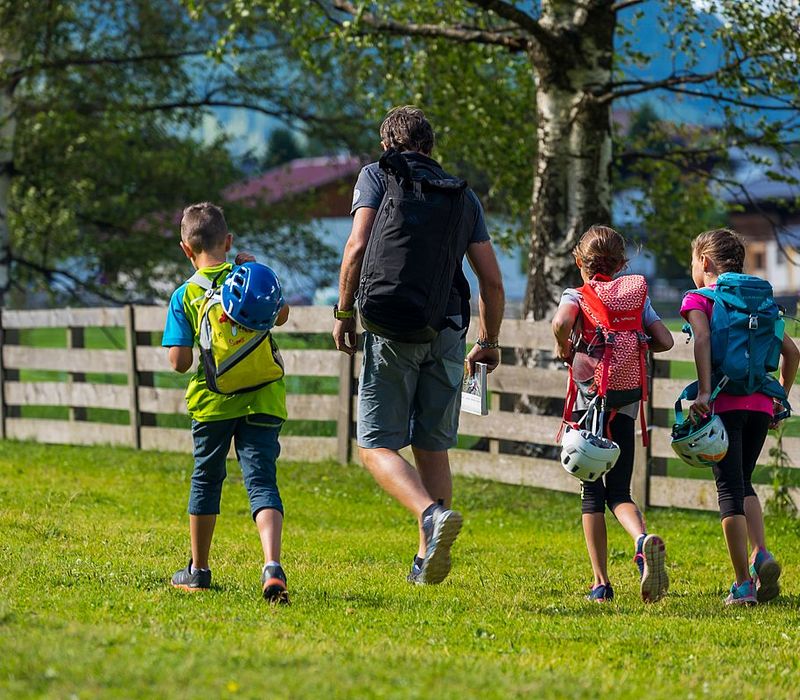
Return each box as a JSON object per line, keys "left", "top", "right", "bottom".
{"left": 380, "top": 106, "right": 435, "bottom": 155}
{"left": 180, "top": 202, "right": 228, "bottom": 252}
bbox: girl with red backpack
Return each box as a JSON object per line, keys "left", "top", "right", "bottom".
{"left": 552, "top": 225, "right": 675, "bottom": 603}
{"left": 681, "top": 228, "right": 799, "bottom": 605}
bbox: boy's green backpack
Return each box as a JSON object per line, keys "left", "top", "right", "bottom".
{"left": 188, "top": 271, "right": 284, "bottom": 395}
{"left": 681, "top": 272, "right": 790, "bottom": 419}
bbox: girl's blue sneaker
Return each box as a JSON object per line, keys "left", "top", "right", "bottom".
{"left": 750, "top": 548, "right": 781, "bottom": 603}
{"left": 725, "top": 579, "right": 757, "bottom": 606}
{"left": 586, "top": 583, "right": 614, "bottom": 602}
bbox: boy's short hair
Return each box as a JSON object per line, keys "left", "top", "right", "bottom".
{"left": 180, "top": 202, "right": 228, "bottom": 253}
{"left": 380, "top": 106, "right": 435, "bottom": 155}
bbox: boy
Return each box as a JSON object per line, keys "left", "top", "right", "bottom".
{"left": 162, "top": 202, "right": 291, "bottom": 603}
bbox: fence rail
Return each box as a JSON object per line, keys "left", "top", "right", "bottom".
{"left": 1, "top": 305, "right": 798, "bottom": 512}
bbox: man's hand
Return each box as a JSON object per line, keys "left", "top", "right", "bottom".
{"left": 235, "top": 251, "right": 256, "bottom": 265}
{"left": 333, "top": 317, "right": 358, "bottom": 355}
{"left": 466, "top": 344, "right": 500, "bottom": 376}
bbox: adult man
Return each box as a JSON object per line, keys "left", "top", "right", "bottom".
{"left": 333, "top": 106, "right": 505, "bottom": 585}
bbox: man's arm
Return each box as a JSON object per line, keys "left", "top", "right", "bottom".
{"left": 465, "top": 240, "right": 505, "bottom": 374}
{"left": 333, "top": 207, "right": 377, "bottom": 355}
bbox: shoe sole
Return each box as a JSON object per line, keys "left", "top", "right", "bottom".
{"left": 640, "top": 535, "right": 668, "bottom": 603}
{"left": 725, "top": 594, "right": 757, "bottom": 606}
{"left": 262, "top": 579, "right": 290, "bottom": 605}
{"left": 586, "top": 593, "right": 614, "bottom": 603}
{"left": 420, "top": 510, "right": 463, "bottom": 585}
{"left": 756, "top": 559, "right": 781, "bottom": 603}
{"left": 171, "top": 582, "right": 210, "bottom": 592}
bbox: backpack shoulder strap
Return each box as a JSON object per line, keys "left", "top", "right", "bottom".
{"left": 187, "top": 271, "right": 213, "bottom": 291}
{"left": 687, "top": 287, "right": 717, "bottom": 302}
{"left": 188, "top": 268, "right": 229, "bottom": 292}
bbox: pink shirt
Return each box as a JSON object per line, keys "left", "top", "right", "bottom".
{"left": 680, "top": 286, "right": 773, "bottom": 415}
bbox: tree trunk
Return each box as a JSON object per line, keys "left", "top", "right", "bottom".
{"left": 0, "top": 43, "right": 18, "bottom": 308}
{"left": 523, "top": 1, "right": 615, "bottom": 320}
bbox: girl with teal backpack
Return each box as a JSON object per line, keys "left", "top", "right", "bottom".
{"left": 679, "top": 228, "right": 799, "bottom": 605}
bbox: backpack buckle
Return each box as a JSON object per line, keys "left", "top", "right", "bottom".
{"left": 748, "top": 314, "right": 758, "bottom": 330}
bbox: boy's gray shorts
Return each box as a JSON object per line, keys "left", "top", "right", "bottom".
{"left": 357, "top": 327, "right": 466, "bottom": 452}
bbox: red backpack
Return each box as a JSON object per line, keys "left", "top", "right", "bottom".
{"left": 560, "top": 274, "right": 650, "bottom": 446}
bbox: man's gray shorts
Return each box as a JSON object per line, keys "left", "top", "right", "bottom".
{"left": 357, "top": 326, "right": 466, "bottom": 451}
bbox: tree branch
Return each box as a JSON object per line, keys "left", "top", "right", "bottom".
{"left": 11, "top": 254, "right": 146, "bottom": 305}
{"left": 132, "top": 97, "right": 353, "bottom": 128}
{"left": 2, "top": 43, "right": 290, "bottom": 88}
{"left": 604, "top": 52, "right": 768, "bottom": 102}
{"left": 466, "top": 0, "right": 553, "bottom": 45}
{"left": 626, "top": 154, "right": 800, "bottom": 267}
{"left": 611, "top": 0, "right": 645, "bottom": 12}
{"left": 331, "top": 0, "right": 529, "bottom": 52}
{"left": 661, "top": 85, "right": 799, "bottom": 111}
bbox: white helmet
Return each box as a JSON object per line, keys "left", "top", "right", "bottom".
{"left": 671, "top": 414, "right": 728, "bottom": 468}
{"left": 560, "top": 424, "right": 621, "bottom": 482}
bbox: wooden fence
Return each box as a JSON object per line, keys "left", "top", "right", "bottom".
{"left": 1, "top": 305, "right": 798, "bottom": 512}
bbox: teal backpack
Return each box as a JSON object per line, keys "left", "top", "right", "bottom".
{"left": 681, "top": 272, "right": 790, "bottom": 419}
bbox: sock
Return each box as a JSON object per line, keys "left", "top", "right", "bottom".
{"left": 190, "top": 564, "right": 209, "bottom": 574}
{"left": 263, "top": 560, "right": 281, "bottom": 572}
{"left": 413, "top": 556, "right": 424, "bottom": 569}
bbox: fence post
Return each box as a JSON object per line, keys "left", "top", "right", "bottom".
{"left": 632, "top": 354, "right": 655, "bottom": 510}
{"left": 336, "top": 352, "right": 354, "bottom": 464}
{"left": 67, "top": 324, "right": 87, "bottom": 422}
{"left": 0, "top": 308, "right": 5, "bottom": 440}
{"left": 124, "top": 304, "right": 141, "bottom": 449}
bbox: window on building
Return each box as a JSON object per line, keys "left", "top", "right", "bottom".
{"left": 775, "top": 247, "right": 785, "bottom": 266}
{"left": 753, "top": 251, "right": 765, "bottom": 270}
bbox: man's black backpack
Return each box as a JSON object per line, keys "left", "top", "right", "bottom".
{"left": 357, "top": 149, "right": 473, "bottom": 343}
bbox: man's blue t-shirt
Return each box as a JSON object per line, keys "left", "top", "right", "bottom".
{"left": 350, "top": 160, "right": 490, "bottom": 245}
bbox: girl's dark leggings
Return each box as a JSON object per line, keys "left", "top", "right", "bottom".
{"left": 712, "top": 410, "right": 770, "bottom": 519}
{"left": 579, "top": 413, "right": 636, "bottom": 514}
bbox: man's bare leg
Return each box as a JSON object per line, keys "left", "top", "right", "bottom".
{"left": 413, "top": 447, "right": 452, "bottom": 558}
{"left": 359, "top": 446, "right": 435, "bottom": 528}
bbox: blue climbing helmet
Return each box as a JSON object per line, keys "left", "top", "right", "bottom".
{"left": 221, "top": 262, "right": 284, "bottom": 331}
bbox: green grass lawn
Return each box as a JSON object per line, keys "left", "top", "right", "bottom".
{"left": 2, "top": 442, "right": 800, "bottom": 699}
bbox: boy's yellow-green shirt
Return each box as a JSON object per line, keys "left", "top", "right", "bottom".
{"left": 161, "top": 262, "right": 287, "bottom": 422}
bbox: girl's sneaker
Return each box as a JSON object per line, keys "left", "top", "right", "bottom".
{"left": 725, "top": 579, "right": 757, "bottom": 606}
{"left": 639, "top": 534, "right": 669, "bottom": 603}
{"left": 171, "top": 559, "right": 211, "bottom": 592}
{"left": 750, "top": 548, "right": 781, "bottom": 603}
{"left": 261, "top": 563, "right": 289, "bottom": 605}
{"left": 586, "top": 583, "right": 614, "bottom": 602}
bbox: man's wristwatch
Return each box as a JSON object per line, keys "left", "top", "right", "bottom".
{"left": 476, "top": 338, "right": 500, "bottom": 349}
{"left": 333, "top": 304, "right": 355, "bottom": 320}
